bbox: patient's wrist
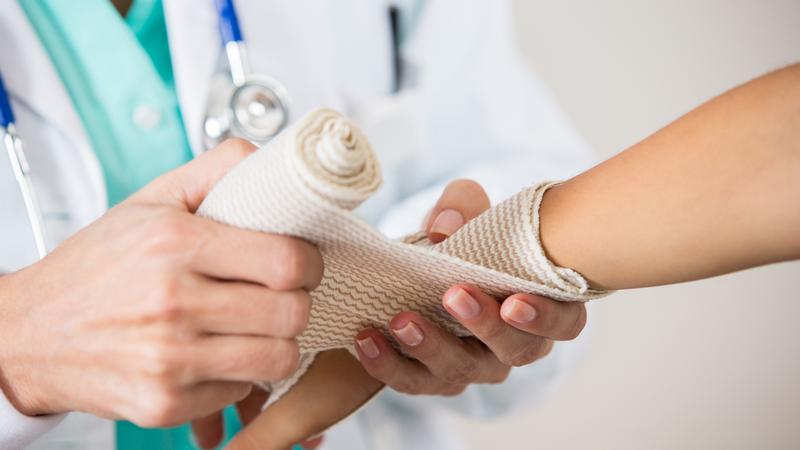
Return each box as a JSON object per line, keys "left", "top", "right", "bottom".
{"left": 538, "top": 181, "right": 608, "bottom": 290}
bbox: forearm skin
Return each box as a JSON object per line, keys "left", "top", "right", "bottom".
{"left": 540, "top": 64, "right": 800, "bottom": 290}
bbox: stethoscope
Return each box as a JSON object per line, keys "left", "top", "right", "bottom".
{"left": 1, "top": 73, "right": 48, "bottom": 259}
{"left": 203, "top": 0, "right": 290, "bottom": 149}
{"left": 1, "top": 0, "right": 291, "bottom": 260}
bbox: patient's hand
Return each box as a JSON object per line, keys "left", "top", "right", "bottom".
{"left": 354, "top": 180, "right": 587, "bottom": 397}
{"left": 213, "top": 180, "right": 589, "bottom": 448}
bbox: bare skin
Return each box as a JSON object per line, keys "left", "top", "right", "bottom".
{"left": 111, "top": 0, "right": 133, "bottom": 16}
{"left": 4, "top": 3, "right": 587, "bottom": 441}
{"left": 540, "top": 63, "right": 800, "bottom": 290}
{"left": 193, "top": 180, "right": 586, "bottom": 449}
{"left": 0, "top": 140, "right": 324, "bottom": 427}
{"left": 222, "top": 63, "right": 800, "bottom": 449}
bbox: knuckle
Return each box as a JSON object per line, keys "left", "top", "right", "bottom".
{"left": 281, "top": 291, "right": 311, "bottom": 337}
{"left": 390, "top": 378, "right": 423, "bottom": 395}
{"left": 143, "top": 212, "right": 194, "bottom": 257}
{"left": 141, "top": 341, "right": 182, "bottom": 378}
{"left": 442, "top": 359, "right": 479, "bottom": 385}
{"left": 504, "top": 340, "right": 551, "bottom": 367}
{"left": 564, "top": 305, "right": 587, "bottom": 340}
{"left": 480, "top": 320, "right": 508, "bottom": 343}
{"left": 135, "top": 386, "right": 182, "bottom": 427}
{"left": 360, "top": 354, "right": 392, "bottom": 381}
{"left": 272, "top": 239, "right": 310, "bottom": 290}
{"left": 440, "top": 384, "right": 467, "bottom": 397}
{"left": 264, "top": 339, "right": 300, "bottom": 379}
{"left": 147, "top": 278, "right": 185, "bottom": 324}
{"left": 231, "top": 382, "right": 253, "bottom": 402}
{"left": 487, "top": 366, "right": 512, "bottom": 384}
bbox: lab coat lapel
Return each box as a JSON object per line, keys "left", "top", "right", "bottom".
{"left": 0, "top": 2, "right": 91, "bottom": 155}
{"left": 163, "top": 0, "right": 218, "bottom": 156}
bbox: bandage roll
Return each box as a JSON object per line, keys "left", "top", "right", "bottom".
{"left": 293, "top": 111, "right": 382, "bottom": 210}
{"left": 197, "top": 108, "right": 608, "bottom": 402}
{"left": 198, "top": 109, "right": 382, "bottom": 235}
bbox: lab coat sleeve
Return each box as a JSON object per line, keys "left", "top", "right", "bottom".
{"left": 369, "top": 0, "right": 598, "bottom": 418}
{"left": 0, "top": 388, "right": 65, "bottom": 449}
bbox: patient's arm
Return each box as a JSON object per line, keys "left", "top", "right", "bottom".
{"left": 541, "top": 63, "right": 800, "bottom": 290}
{"left": 225, "top": 64, "right": 800, "bottom": 449}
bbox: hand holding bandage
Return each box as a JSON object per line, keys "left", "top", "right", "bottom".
{"left": 195, "top": 109, "right": 607, "bottom": 446}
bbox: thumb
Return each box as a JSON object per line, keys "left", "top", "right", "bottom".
{"left": 127, "top": 138, "right": 257, "bottom": 212}
{"left": 425, "top": 179, "right": 491, "bottom": 243}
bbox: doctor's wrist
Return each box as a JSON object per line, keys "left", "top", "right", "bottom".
{"left": 0, "top": 269, "right": 68, "bottom": 417}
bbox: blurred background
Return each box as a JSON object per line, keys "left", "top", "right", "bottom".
{"left": 454, "top": 1, "right": 800, "bottom": 449}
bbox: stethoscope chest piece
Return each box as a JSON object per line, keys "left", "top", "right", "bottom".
{"left": 203, "top": 71, "right": 290, "bottom": 149}
{"left": 203, "top": 0, "right": 290, "bottom": 150}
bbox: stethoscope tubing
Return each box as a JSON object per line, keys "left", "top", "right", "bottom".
{"left": 1, "top": 73, "right": 49, "bottom": 259}
{"left": 205, "top": 0, "right": 290, "bottom": 146}
{"left": 3, "top": 0, "right": 290, "bottom": 258}
{"left": 214, "top": 0, "right": 243, "bottom": 45}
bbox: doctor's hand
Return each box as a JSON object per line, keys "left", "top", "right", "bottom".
{"left": 355, "top": 179, "right": 588, "bottom": 396}
{"left": 0, "top": 139, "right": 322, "bottom": 428}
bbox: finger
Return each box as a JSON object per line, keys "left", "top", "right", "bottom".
{"left": 299, "top": 435, "right": 325, "bottom": 449}
{"left": 354, "top": 329, "right": 453, "bottom": 395}
{"left": 388, "top": 312, "right": 511, "bottom": 385}
{"left": 425, "top": 179, "right": 490, "bottom": 243}
{"left": 188, "top": 335, "right": 299, "bottom": 383}
{"left": 182, "top": 382, "right": 252, "bottom": 424}
{"left": 129, "top": 138, "right": 257, "bottom": 211}
{"left": 442, "top": 284, "right": 554, "bottom": 367}
{"left": 191, "top": 278, "right": 310, "bottom": 338}
{"left": 189, "top": 221, "right": 324, "bottom": 290}
{"left": 226, "top": 350, "right": 383, "bottom": 450}
{"left": 137, "top": 381, "right": 251, "bottom": 428}
{"left": 235, "top": 386, "right": 270, "bottom": 425}
{"left": 191, "top": 411, "right": 224, "bottom": 450}
{"left": 499, "top": 293, "right": 587, "bottom": 341}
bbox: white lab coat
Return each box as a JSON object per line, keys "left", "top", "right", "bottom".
{"left": 0, "top": 0, "right": 596, "bottom": 449}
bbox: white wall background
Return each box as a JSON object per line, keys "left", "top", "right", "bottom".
{"left": 456, "top": 1, "right": 800, "bottom": 449}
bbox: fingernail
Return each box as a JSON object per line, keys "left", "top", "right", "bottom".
{"left": 430, "top": 209, "right": 465, "bottom": 239}
{"left": 357, "top": 337, "right": 380, "bottom": 358}
{"left": 502, "top": 298, "right": 537, "bottom": 323}
{"left": 445, "top": 288, "right": 481, "bottom": 319}
{"left": 393, "top": 321, "right": 424, "bottom": 346}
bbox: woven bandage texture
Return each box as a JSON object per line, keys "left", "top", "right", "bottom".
{"left": 197, "top": 109, "right": 609, "bottom": 401}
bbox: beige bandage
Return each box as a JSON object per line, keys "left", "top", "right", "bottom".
{"left": 197, "top": 109, "right": 609, "bottom": 402}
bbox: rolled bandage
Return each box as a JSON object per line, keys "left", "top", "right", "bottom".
{"left": 197, "top": 108, "right": 609, "bottom": 402}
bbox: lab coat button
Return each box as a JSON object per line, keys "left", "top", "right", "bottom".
{"left": 133, "top": 104, "right": 162, "bottom": 131}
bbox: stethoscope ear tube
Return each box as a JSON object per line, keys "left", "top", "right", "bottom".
{"left": 214, "top": 0, "right": 243, "bottom": 45}
{"left": 215, "top": 0, "right": 249, "bottom": 85}
{"left": 0, "top": 73, "right": 16, "bottom": 128}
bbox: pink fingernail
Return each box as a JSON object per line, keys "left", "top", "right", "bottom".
{"left": 430, "top": 209, "right": 465, "bottom": 239}
{"left": 445, "top": 288, "right": 481, "bottom": 319}
{"left": 393, "top": 322, "right": 424, "bottom": 346}
{"left": 502, "top": 298, "right": 537, "bottom": 323}
{"left": 357, "top": 337, "right": 380, "bottom": 358}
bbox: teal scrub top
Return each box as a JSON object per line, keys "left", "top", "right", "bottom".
{"left": 18, "top": 0, "right": 246, "bottom": 448}
{"left": 19, "top": 0, "right": 193, "bottom": 207}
